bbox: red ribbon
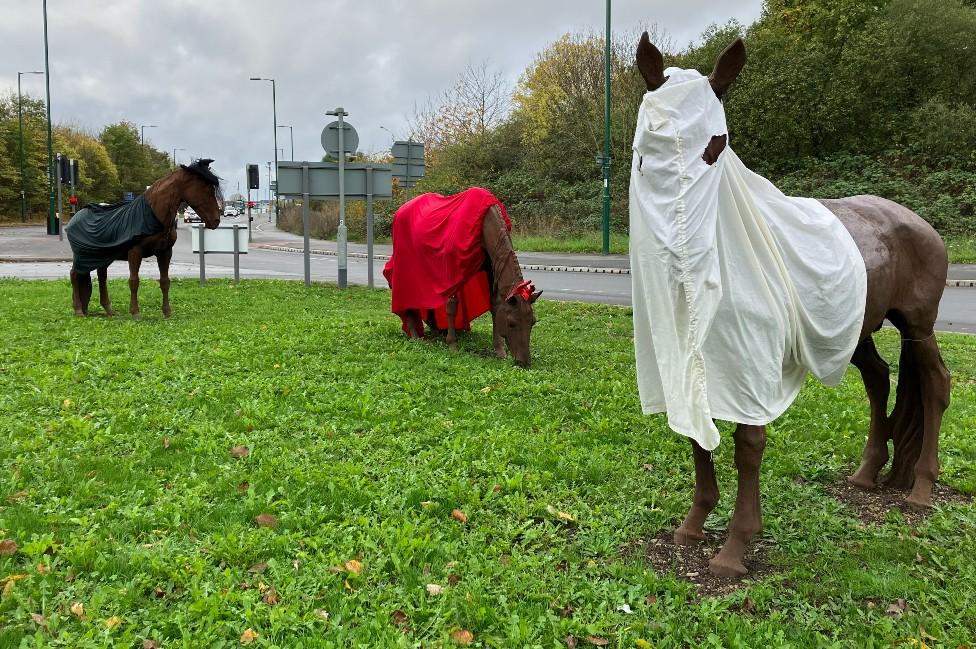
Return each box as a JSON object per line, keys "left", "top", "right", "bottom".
{"left": 508, "top": 280, "right": 535, "bottom": 302}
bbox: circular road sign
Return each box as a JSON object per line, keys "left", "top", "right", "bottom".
{"left": 321, "top": 121, "right": 359, "bottom": 157}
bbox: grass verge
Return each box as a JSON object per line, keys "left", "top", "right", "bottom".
{"left": 0, "top": 279, "right": 974, "bottom": 647}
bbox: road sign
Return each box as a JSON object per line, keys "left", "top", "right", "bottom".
{"left": 275, "top": 162, "right": 392, "bottom": 198}
{"left": 321, "top": 120, "right": 359, "bottom": 158}
{"left": 391, "top": 141, "right": 425, "bottom": 188}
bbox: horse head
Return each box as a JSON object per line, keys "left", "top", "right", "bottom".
{"left": 181, "top": 158, "right": 222, "bottom": 229}
{"left": 499, "top": 280, "right": 541, "bottom": 368}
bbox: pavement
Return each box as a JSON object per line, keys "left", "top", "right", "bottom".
{"left": 5, "top": 217, "right": 969, "bottom": 283}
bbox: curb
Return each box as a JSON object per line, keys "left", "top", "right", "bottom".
{"left": 0, "top": 256, "right": 73, "bottom": 263}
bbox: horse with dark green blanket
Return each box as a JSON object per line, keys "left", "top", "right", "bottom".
{"left": 65, "top": 159, "right": 222, "bottom": 319}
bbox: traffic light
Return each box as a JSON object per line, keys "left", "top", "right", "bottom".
{"left": 58, "top": 155, "right": 71, "bottom": 185}
{"left": 247, "top": 164, "right": 259, "bottom": 189}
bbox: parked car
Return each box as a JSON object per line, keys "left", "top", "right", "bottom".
{"left": 183, "top": 207, "right": 201, "bottom": 223}
{"left": 223, "top": 205, "right": 240, "bottom": 217}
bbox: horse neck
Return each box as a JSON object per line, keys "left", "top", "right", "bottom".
{"left": 144, "top": 171, "right": 184, "bottom": 227}
{"left": 483, "top": 207, "right": 523, "bottom": 300}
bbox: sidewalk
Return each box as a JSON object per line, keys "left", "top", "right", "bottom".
{"left": 2, "top": 222, "right": 973, "bottom": 285}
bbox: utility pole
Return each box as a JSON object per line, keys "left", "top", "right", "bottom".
{"left": 172, "top": 147, "right": 184, "bottom": 165}
{"left": 43, "top": 0, "right": 56, "bottom": 235}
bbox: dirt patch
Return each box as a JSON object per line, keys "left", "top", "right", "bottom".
{"left": 824, "top": 476, "right": 972, "bottom": 527}
{"left": 632, "top": 530, "right": 776, "bottom": 598}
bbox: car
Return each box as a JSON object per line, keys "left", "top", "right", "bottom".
{"left": 223, "top": 205, "right": 240, "bottom": 217}
{"left": 183, "top": 207, "right": 201, "bottom": 223}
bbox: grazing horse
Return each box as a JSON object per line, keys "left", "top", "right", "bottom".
{"left": 66, "top": 159, "right": 222, "bottom": 319}
{"left": 383, "top": 188, "right": 541, "bottom": 367}
{"left": 632, "top": 34, "right": 949, "bottom": 578}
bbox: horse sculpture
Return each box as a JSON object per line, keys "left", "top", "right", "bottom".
{"left": 65, "top": 159, "right": 222, "bottom": 319}
{"left": 631, "top": 34, "right": 949, "bottom": 578}
{"left": 382, "top": 187, "right": 541, "bottom": 367}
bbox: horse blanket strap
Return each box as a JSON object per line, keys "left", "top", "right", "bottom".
{"left": 383, "top": 187, "right": 511, "bottom": 335}
{"left": 629, "top": 68, "right": 867, "bottom": 450}
{"left": 65, "top": 194, "right": 164, "bottom": 273}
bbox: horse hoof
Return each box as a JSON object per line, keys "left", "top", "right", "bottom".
{"left": 448, "top": 342, "right": 458, "bottom": 352}
{"left": 673, "top": 527, "right": 705, "bottom": 546}
{"left": 708, "top": 555, "right": 748, "bottom": 579}
{"left": 494, "top": 350, "right": 507, "bottom": 360}
{"left": 163, "top": 311, "right": 172, "bottom": 320}
{"left": 103, "top": 308, "right": 114, "bottom": 317}
{"left": 131, "top": 312, "right": 142, "bottom": 321}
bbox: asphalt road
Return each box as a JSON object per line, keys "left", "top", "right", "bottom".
{"left": 1, "top": 216, "right": 973, "bottom": 334}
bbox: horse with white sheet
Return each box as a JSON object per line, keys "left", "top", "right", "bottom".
{"left": 630, "top": 34, "right": 949, "bottom": 577}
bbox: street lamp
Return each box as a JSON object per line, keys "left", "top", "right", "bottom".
{"left": 140, "top": 124, "right": 157, "bottom": 147}
{"left": 250, "top": 77, "right": 278, "bottom": 218}
{"left": 601, "top": 0, "right": 612, "bottom": 255}
{"left": 277, "top": 125, "right": 294, "bottom": 160}
{"left": 43, "top": 0, "right": 56, "bottom": 235}
{"left": 379, "top": 125, "right": 396, "bottom": 145}
{"left": 172, "top": 147, "right": 184, "bottom": 165}
{"left": 18, "top": 70, "right": 44, "bottom": 222}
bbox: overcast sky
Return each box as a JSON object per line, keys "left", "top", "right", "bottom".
{"left": 1, "top": 1, "right": 763, "bottom": 197}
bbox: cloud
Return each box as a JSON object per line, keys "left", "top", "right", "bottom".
{"left": 1, "top": 0, "right": 763, "bottom": 195}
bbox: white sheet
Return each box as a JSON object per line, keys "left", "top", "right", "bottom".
{"left": 629, "top": 68, "right": 867, "bottom": 450}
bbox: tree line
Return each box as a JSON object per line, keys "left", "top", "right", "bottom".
{"left": 0, "top": 93, "right": 173, "bottom": 221}
{"left": 399, "top": 0, "right": 976, "bottom": 238}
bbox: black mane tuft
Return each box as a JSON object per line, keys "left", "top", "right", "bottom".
{"left": 181, "top": 158, "right": 220, "bottom": 187}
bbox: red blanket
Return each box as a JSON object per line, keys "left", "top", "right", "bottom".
{"left": 383, "top": 187, "right": 511, "bottom": 335}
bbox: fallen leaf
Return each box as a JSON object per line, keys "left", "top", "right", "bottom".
{"left": 646, "top": 595, "right": 658, "bottom": 605}
{"left": 451, "top": 629, "right": 474, "bottom": 645}
{"left": 36, "top": 563, "right": 50, "bottom": 575}
{"left": 62, "top": 399, "right": 72, "bottom": 408}
{"left": 230, "top": 446, "right": 250, "bottom": 459}
{"left": 642, "top": 463, "right": 654, "bottom": 471}
{"left": 479, "top": 386, "right": 492, "bottom": 394}
{"left": 451, "top": 509, "right": 468, "bottom": 524}
{"left": 392, "top": 609, "right": 409, "bottom": 626}
{"left": 70, "top": 601, "right": 84, "bottom": 617}
{"left": 1, "top": 580, "right": 13, "bottom": 600}
{"left": 153, "top": 586, "right": 166, "bottom": 598}
{"left": 344, "top": 559, "right": 362, "bottom": 575}
{"left": 237, "top": 481, "right": 250, "bottom": 493}
{"left": 240, "top": 628, "right": 258, "bottom": 644}
{"left": 886, "top": 599, "right": 910, "bottom": 617}
{"left": 105, "top": 615, "right": 122, "bottom": 629}
{"left": 262, "top": 587, "right": 279, "bottom": 605}
{"left": 143, "top": 640, "right": 161, "bottom": 649}
{"left": 31, "top": 612, "right": 47, "bottom": 628}
{"left": 586, "top": 636, "right": 610, "bottom": 647}
{"left": 618, "top": 603, "right": 633, "bottom": 614}
{"left": 7, "top": 490, "right": 29, "bottom": 502}
{"left": 163, "top": 437, "right": 171, "bottom": 449}
{"left": 426, "top": 583, "right": 444, "bottom": 596}
{"left": 248, "top": 562, "right": 268, "bottom": 574}
{"left": 254, "top": 513, "right": 278, "bottom": 528}
{"left": 314, "top": 609, "right": 329, "bottom": 621}
{"left": 447, "top": 574, "right": 461, "bottom": 586}
{"left": 565, "top": 636, "right": 578, "bottom": 649}
{"left": 559, "top": 602, "right": 574, "bottom": 618}
{"left": 636, "top": 640, "right": 652, "bottom": 649}
{"left": 492, "top": 484, "right": 502, "bottom": 492}
{"left": 0, "top": 539, "right": 17, "bottom": 556}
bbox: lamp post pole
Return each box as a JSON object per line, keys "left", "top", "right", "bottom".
{"left": 278, "top": 125, "right": 294, "bottom": 160}
{"left": 140, "top": 124, "right": 157, "bottom": 147}
{"left": 602, "top": 0, "right": 612, "bottom": 255}
{"left": 327, "top": 107, "right": 350, "bottom": 289}
{"left": 250, "top": 77, "right": 278, "bottom": 221}
{"left": 43, "top": 0, "right": 57, "bottom": 235}
{"left": 18, "top": 71, "right": 44, "bottom": 222}
{"left": 172, "top": 147, "right": 184, "bottom": 165}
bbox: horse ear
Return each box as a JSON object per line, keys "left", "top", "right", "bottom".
{"left": 197, "top": 158, "right": 214, "bottom": 168}
{"left": 636, "top": 32, "right": 667, "bottom": 92}
{"left": 709, "top": 38, "right": 746, "bottom": 99}
{"left": 529, "top": 290, "right": 543, "bottom": 304}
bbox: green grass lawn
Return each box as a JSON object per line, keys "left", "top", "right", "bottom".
{"left": 0, "top": 280, "right": 974, "bottom": 648}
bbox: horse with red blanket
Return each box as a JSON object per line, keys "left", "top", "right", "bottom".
{"left": 383, "top": 187, "right": 541, "bottom": 367}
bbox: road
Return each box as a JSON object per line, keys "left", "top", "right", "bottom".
{"left": 1, "top": 217, "right": 973, "bottom": 334}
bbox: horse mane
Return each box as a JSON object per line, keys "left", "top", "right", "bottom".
{"left": 180, "top": 158, "right": 221, "bottom": 187}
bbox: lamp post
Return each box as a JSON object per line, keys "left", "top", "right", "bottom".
{"left": 601, "top": 0, "right": 612, "bottom": 255}
{"left": 140, "top": 124, "right": 157, "bottom": 147}
{"left": 277, "top": 125, "right": 294, "bottom": 160}
{"left": 379, "top": 125, "right": 396, "bottom": 145}
{"left": 250, "top": 77, "right": 278, "bottom": 219}
{"left": 43, "top": 0, "right": 57, "bottom": 235}
{"left": 172, "top": 147, "right": 184, "bottom": 165}
{"left": 18, "top": 70, "right": 44, "bottom": 222}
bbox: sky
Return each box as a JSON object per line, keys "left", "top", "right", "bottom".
{"left": 1, "top": 0, "right": 764, "bottom": 197}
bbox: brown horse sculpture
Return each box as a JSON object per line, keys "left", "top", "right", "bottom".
{"left": 384, "top": 189, "right": 541, "bottom": 367}
{"left": 66, "top": 159, "right": 221, "bottom": 319}
{"left": 634, "top": 34, "right": 950, "bottom": 578}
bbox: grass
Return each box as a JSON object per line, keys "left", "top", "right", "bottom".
{"left": 945, "top": 235, "right": 976, "bottom": 264}
{"left": 0, "top": 279, "right": 974, "bottom": 647}
{"left": 511, "top": 232, "right": 630, "bottom": 256}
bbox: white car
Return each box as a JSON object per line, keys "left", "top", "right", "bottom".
{"left": 183, "top": 207, "right": 201, "bottom": 223}
{"left": 223, "top": 205, "right": 240, "bottom": 217}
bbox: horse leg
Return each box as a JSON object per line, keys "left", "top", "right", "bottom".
{"left": 904, "top": 335, "right": 950, "bottom": 509}
{"left": 674, "top": 439, "right": 719, "bottom": 545}
{"left": 76, "top": 271, "right": 93, "bottom": 316}
{"left": 70, "top": 269, "right": 84, "bottom": 317}
{"left": 709, "top": 424, "right": 766, "bottom": 578}
{"left": 490, "top": 299, "right": 506, "bottom": 359}
{"left": 445, "top": 295, "right": 459, "bottom": 351}
{"left": 97, "top": 266, "right": 114, "bottom": 316}
{"left": 848, "top": 337, "right": 891, "bottom": 489}
{"left": 405, "top": 309, "right": 423, "bottom": 338}
{"left": 157, "top": 246, "right": 173, "bottom": 318}
{"left": 127, "top": 249, "right": 143, "bottom": 320}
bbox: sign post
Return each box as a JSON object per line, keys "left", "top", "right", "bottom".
{"left": 302, "top": 164, "right": 311, "bottom": 287}
{"left": 366, "top": 165, "right": 374, "bottom": 288}
{"left": 324, "top": 107, "right": 357, "bottom": 289}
